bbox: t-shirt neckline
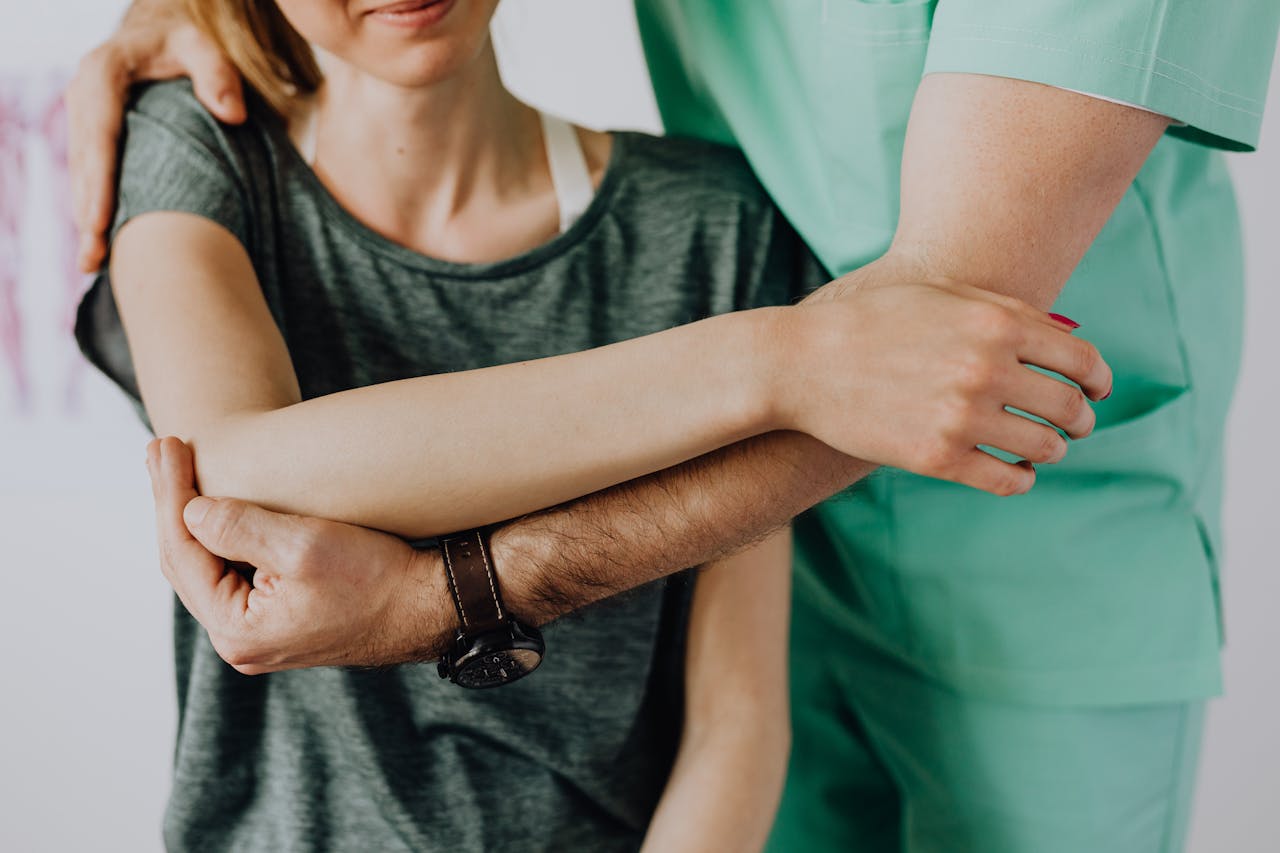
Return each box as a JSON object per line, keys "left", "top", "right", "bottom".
{"left": 267, "top": 107, "right": 628, "bottom": 281}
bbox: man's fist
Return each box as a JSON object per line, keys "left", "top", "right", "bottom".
{"left": 146, "top": 437, "right": 452, "bottom": 674}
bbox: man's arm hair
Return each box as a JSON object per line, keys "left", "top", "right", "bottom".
{"left": 492, "top": 431, "right": 870, "bottom": 623}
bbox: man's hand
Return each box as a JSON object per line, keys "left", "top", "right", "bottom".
{"left": 145, "top": 436, "right": 451, "bottom": 675}
{"left": 67, "top": 0, "right": 246, "bottom": 273}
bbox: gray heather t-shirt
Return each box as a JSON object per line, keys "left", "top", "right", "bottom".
{"left": 76, "top": 81, "right": 812, "bottom": 853}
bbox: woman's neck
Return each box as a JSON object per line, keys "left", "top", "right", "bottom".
{"left": 299, "top": 42, "right": 560, "bottom": 262}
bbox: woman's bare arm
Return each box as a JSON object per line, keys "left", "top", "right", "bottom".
{"left": 110, "top": 211, "right": 783, "bottom": 539}
{"left": 112, "top": 209, "right": 1112, "bottom": 541}
{"left": 640, "top": 528, "right": 792, "bottom": 853}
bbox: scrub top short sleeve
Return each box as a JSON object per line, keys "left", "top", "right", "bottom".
{"left": 923, "top": 0, "right": 1280, "bottom": 150}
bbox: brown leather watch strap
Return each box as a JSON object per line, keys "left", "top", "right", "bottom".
{"left": 438, "top": 529, "right": 506, "bottom": 636}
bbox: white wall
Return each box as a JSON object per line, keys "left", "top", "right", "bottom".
{"left": 0, "top": 2, "right": 1275, "bottom": 851}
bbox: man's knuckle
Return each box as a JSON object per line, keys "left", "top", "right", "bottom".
{"left": 287, "top": 522, "right": 324, "bottom": 572}
{"left": 215, "top": 636, "right": 254, "bottom": 669}
{"left": 157, "top": 540, "right": 179, "bottom": 578}
{"left": 204, "top": 501, "right": 245, "bottom": 545}
{"left": 76, "top": 45, "right": 110, "bottom": 77}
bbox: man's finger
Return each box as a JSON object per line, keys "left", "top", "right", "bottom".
{"left": 66, "top": 47, "right": 130, "bottom": 272}
{"left": 153, "top": 436, "right": 201, "bottom": 546}
{"left": 170, "top": 26, "right": 246, "bottom": 124}
{"left": 148, "top": 436, "right": 251, "bottom": 621}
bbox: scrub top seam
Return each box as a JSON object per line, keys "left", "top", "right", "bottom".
{"left": 834, "top": 39, "right": 930, "bottom": 48}
{"left": 936, "top": 23, "right": 1265, "bottom": 107}
{"left": 931, "top": 33, "right": 1263, "bottom": 117}
{"left": 1154, "top": 702, "right": 1195, "bottom": 853}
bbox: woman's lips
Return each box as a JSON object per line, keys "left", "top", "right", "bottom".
{"left": 366, "top": 0, "right": 457, "bottom": 29}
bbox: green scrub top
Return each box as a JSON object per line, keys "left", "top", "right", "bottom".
{"left": 636, "top": 0, "right": 1279, "bottom": 705}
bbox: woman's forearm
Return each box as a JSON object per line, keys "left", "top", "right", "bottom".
{"left": 641, "top": 723, "right": 790, "bottom": 853}
{"left": 640, "top": 532, "right": 792, "bottom": 852}
{"left": 114, "top": 213, "right": 798, "bottom": 539}
{"left": 191, "top": 304, "right": 786, "bottom": 539}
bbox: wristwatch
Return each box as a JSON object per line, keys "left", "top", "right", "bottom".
{"left": 430, "top": 528, "right": 545, "bottom": 689}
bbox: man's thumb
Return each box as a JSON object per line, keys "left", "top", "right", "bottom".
{"left": 183, "top": 496, "right": 278, "bottom": 565}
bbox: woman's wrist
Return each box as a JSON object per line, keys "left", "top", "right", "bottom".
{"left": 746, "top": 303, "right": 826, "bottom": 437}
{"left": 734, "top": 305, "right": 805, "bottom": 436}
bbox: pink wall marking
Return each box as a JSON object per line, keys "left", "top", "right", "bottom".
{"left": 39, "top": 86, "right": 93, "bottom": 414}
{"left": 0, "top": 71, "right": 92, "bottom": 417}
{"left": 0, "top": 79, "right": 31, "bottom": 411}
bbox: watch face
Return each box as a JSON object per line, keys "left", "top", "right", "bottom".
{"left": 456, "top": 647, "right": 542, "bottom": 689}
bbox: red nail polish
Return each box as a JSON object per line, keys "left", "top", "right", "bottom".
{"left": 1048, "top": 313, "right": 1080, "bottom": 329}
{"left": 1101, "top": 386, "right": 1113, "bottom": 401}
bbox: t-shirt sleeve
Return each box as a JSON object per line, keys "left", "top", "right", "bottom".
{"left": 922, "top": 0, "right": 1280, "bottom": 151}
{"left": 109, "top": 82, "right": 252, "bottom": 249}
{"left": 75, "top": 82, "right": 252, "bottom": 414}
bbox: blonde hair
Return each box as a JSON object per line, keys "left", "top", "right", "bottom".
{"left": 187, "top": 0, "right": 322, "bottom": 115}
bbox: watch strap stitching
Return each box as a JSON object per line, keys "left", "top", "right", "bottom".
{"left": 475, "top": 531, "right": 505, "bottom": 621}
{"left": 439, "top": 537, "right": 471, "bottom": 631}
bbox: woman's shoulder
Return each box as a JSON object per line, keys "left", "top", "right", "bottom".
{"left": 115, "top": 80, "right": 293, "bottom": 254}
{"left": 123, "top": 79, "right": 281, "bottom": 181}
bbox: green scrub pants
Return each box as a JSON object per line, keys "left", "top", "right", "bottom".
{"left": 766, "top": 570, "right": 1206, "bottom": 853}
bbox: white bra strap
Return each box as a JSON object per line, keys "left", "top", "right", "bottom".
{"left": 539, "top": 112, "right": 595, "bottom": 233}
{"left": 297, "top": 103, "right": 319, "bottom": 166}
{"left": 297, "top": 105, "right": 594, "bottom": 233}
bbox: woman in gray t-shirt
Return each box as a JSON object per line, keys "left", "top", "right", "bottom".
{"left": 80, "top": 2, "right": 801, "bottom": 850}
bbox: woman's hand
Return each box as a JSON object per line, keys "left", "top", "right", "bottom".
{"left": 770, "top": 257, "right": 1112, "bottom": 496}
{"left": 66, "top": 0, "right": 245, "bottom": 272}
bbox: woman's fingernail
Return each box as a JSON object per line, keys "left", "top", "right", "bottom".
{"left": 1101, "top": 385, "right": 1113, "bottom": 401}
{"left": 1048, "top": 313, "right": 1080, "bottom": 329}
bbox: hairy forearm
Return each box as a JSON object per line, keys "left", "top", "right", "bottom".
{"left": 491, "top": 431, "right": 870, "bottom": 624}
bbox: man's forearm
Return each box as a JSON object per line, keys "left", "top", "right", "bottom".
{"left": 490, "top": 431, "right": 871, "bottom": 624}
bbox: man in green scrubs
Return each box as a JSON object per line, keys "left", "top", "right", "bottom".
{"left": 69, "top": 2, "right": 1278, "bottom": 851}
{"left": 632, "top": 2, "right": 1278, "bottom": 850}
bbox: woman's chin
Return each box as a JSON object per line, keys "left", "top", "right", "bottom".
{"left": 338, "top": 44, "right": 480, "bottom": 90}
